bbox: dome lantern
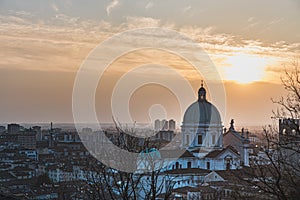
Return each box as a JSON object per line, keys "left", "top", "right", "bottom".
{"left": 198, "top": 80, "right": 206, "bottom": 101}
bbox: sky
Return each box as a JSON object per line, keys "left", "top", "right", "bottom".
{"left": 0, "top": 0, "right": 299, "bottom": 127}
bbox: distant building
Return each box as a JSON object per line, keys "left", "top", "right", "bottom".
{"left": 279, "top": 118, "right": 300, "bottom": 144}
{"left": 154, "top": 119, "right": 161, "bottom": 131}
{"left": 7, "top": 124, "right": 22, "bottom": 134}
{"left": 154, "top": 130, "right": 175, "bottom": 142}
{"left": 0, "top": 126, "right": 6, "bottom": 133}
{"left": 32, "top": 126, "right": 42, "bottom": 141}
{"left": 169, "top": 119, "right": 176, "bottom": 131}
{"left": 278, "top": 118, "right": 300, "bottom": 173}
{"left": 82, "top": 127, "right": 92, "bottom": 134}
{"left": 161, "top": 119, "right": 168, "bottom": 131}
{"left": 248, "top": 133, "right": 261, "bottom": 145}
{"left": 19, "top": 149, "right": 38, "bottom": 160}
{"left": 18, "top": 132, "right": 36, "bottom": 149}
{"left": 154, "top": 119, "right": 176, "bottom": 131}
{"left": 223, "top": 120, "right": 250, "bottom": 166}
{"left": 62, "top": 132, "right": 81, "bottom": 143}
{"left": 140, "top": 82, "right": 245, "bottom": 172}
{"left": 0, "top": 133, "right": 18, "bottom": 144}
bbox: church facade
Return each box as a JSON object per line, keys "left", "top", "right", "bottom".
{"left": 178, "top": 82, "right": 249, "bottom": 171}
{"left": 138, "top": 82, "right": 250, "bottom": 172}
{"left": 181, "top": 82, "right": 223, "bottom": 151}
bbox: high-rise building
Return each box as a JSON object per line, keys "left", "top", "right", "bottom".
{"left": 0, "top": 126, "right": 6, "bottom": 133}
{"left": 154, "top": 119, "right": 161, "bottom": 131}
{"left": 169, "top": 119, "right": 176, "bottom": 131}
{"left": 8, "top": 123, "right": 22, "bottom": 134}
{"left": 82, "top": 127, "right": 93, "bottom": 134}
{"left": 154, "top": 119, "right": 176, "bottom": 131}
{"left": 18, "top": 130, "right": 37, "bottom": 149}
{"left": 161, "top": 119, "right": 168, "bottom": 131}
{"left": 32, "top": 126, "right": 42, "bottom": 141}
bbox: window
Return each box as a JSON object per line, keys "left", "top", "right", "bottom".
{"left": 175, "top": 162, "right": 179, "bottom": 169}
{"left": 206, "top": 161, "right": 210, "bottom": 170}
{"left": 282, "top": 128, "right": 286, "bottom": 135}
{"left": 212, "top": 135, "right": 216, "bottom": 145}
{"left": 225, "top": 157, "right": 232, "bottom": 170}
{"left": 187, "top": 161, "right": 192, "bottom": 168}
{"left": 198, "top": 134, "right": 202, "bottom": 145}
{"left": 186, "top": 135, "right": 190, "bottom": 145}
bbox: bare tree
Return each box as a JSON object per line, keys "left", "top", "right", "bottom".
{"left": 75, "top": 119, "right": 177, "bottom": 200}
{"left": 233, "top": 61, "right": 300, "bottom": 200}
{"left": 272, "top": 60, "right": 300, "bottom": 119}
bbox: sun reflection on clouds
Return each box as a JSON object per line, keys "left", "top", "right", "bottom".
{"left": 222, "top": 53, "right": 271, "bottom": 84}
{"left": 0, "top": 10, "right": 298, "bottom": 86}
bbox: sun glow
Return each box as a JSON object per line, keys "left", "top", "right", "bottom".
{"left": 224, "top": 53, "right": 268, "bottom": 84}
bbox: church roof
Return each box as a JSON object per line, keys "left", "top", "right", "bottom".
{"left": 190, "top": 149, "right": 210, "bottom": 153}
{"left": 172, "top": 185, "right": 217, "bottom": 193}
{"left": 204, "top": 145, "right": 239, "bottom": 158}
{"left": 179, "top": 150, "right": 196, "bottom": 158}
{"left": 164, "top": 168, "right": 210, "bottom": 175}
{"left": 183, "top": 101, "right": 221, "bottom": 125}
{"left": 224, "top": 129, "right": 250, "bottom": 143}
{"left": 223, "top": 119, "right": 250, "bottom": 143}
{"left": 182, "top": 83, "right": 222, "bottom": 126}
{"left": 159, "top": 149, "right": 195, "bottom": 159}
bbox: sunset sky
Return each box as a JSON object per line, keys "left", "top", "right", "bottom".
{"left": 0, "top": 0, "right": 299, "bottom": 127}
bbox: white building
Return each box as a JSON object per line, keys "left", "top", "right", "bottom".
{"left": 181, "top": 82, "right": 223, "bottom": 151}
{"left": 179, "top": 82, "right": 246, "bottom": 170}
{"left": 138, "top": 82, "right": 249, "bottom": 172}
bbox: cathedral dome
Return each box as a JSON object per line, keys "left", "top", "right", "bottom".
{"left": 182, "top": 82, "right": 222, "bottom": 126}
{"left": 181, "top": 81, "right": 223, "bottom": 150}
{"left": 183, "top": 101, "right": 221, "bottom": 125}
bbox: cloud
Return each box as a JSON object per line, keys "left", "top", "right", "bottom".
{"left": 243, "top": 17, "right": 260, "bottom": 32}
{"left": 106, "top": 0, "right": 121, "bottom": 16}
{"left": 183, "top": 6, "right": 191, "bottom": 13}
{"left": 51, "top": 3, "right": 59, "bottom": 12}
{"left": 145, "top": 1, "right": 154, "bottom": 10}
{"left": 124, "top": 16, "right": 161, "bottom": 28}
{"left": 247, "top": 17, "right": 255, "bottom": 22}
{"left": 1, "top": 10, "right": 299, "bottom": 124}
{"left": 258, "top": 18, "right": 285, "bottom": 35}
{"left": 1, "top": 11, "right": 299, "bottom": 84}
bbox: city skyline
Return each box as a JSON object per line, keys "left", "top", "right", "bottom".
{"left": 1, "top": 1, "right": 299, "bottom": 200}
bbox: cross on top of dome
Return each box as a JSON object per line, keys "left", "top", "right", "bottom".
{"left": 198, "top": 80, "right": 206, "bottom": 101}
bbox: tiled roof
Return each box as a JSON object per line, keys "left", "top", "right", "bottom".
{"left": 173, "top": 185, "right": 217, "bottom": 193}
{"left": 215, "top": 167, "right": 266, "bottom": 183}
{"left": 0, "top": 171, "right": 15, "bottom": 179}
{"left": 224, "top": 130, "right": 250, "bottom": 143}
{"left": 159, "top": 149, "right": 195, "bottom": 159}
{"left": 173, "top": 186, "right": 198, "bottom": 193}
{"left": 190, "top": 149, "right": 209, "bottom": 153}
{"left": 179, "top": 150, "right": 196, "bottom": 158}
{"left": 0, "top": 194, "right": 20, "bottom": 200}
{"left": 205, "top": 145, "right": 239, "bottom": 158}
{"left": 164, "top": 168, "right": 210, "bottom": 175}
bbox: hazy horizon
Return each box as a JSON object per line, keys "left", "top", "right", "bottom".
{"left": 0, "top": 0, "right": 299, "bottom": 126}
